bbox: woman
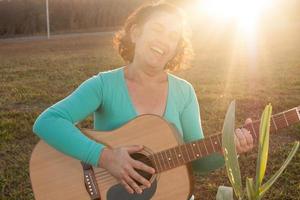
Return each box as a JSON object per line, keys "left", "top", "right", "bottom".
{"left": 33, "top": 2, "right": 253, "bottom": 197}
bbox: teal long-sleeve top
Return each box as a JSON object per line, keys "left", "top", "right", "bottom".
{"left": 32, "top": 66, "right": 224, "bottom": 173}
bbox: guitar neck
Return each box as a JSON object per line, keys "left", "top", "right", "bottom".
{"left": 149, "top": 106, "right": 300, "bottom": 173}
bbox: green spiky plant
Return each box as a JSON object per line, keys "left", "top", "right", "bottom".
{"left": 218, "top": 101, "right": 299, "bottom": 200}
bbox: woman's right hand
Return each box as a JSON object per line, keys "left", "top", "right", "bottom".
{"left": 98, "top": 145, "right": 155, "bottom": 194}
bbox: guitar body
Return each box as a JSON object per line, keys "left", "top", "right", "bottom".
{"left": 30, "top": 115, "right": 193, "bottom": 200}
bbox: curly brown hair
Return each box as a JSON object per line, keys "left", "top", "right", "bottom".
{"left": 113, "top": 2, "right": 194, "bottom": 72}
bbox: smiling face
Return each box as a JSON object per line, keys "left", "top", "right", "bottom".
{"left": 130, "top": 11, "right": 183, "bottom": 71}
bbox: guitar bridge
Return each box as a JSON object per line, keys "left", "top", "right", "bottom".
{"left": 81, "top": 162, "right": 101, "bottom": 200}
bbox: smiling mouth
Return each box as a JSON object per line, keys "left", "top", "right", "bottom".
{"left": 150, "top": 46, "right": 165, "bottom": 55}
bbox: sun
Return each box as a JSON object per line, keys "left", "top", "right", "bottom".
{"left": 197, "top": 0, "right": 274, "bottom": 33}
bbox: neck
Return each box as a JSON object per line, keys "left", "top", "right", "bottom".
{"left": 148, "top": 106, "right": 300, "bottom": 173}
{"left": 125, "top": 62, "right": 167, "bottom": 85}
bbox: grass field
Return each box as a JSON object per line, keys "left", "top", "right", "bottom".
{"left": 0, "top": 23, "right": 299, "bottom": 199}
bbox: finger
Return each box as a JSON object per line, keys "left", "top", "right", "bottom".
{"left": 241, "top": 128, "right": 254, "bottom": 147}
{"left": 245, "top": 118, "right": 252, "bottom": 125}
{"left": 120, "top": 179, "right": 134, "bottom": 194}
{"left": 234, "top": 134, "right": 242, "bottom": 153}
{"left": 131, "top": 159, "right": 155, "bottom": 174}
{"left": 127, "top": 165, "right": 151, "bottom": 188}
{"left": 124, "top": 174, "right": 143, "bottom": 194}
{"left": 126, "top": 145, "right": 144, "bottom": 154}
{"left": 235, "top": 129, "right": 247, "bottom": 148}
{"left": 240, "top": 128, "right": 254, "bottom": 152}
{"left": 235, "top": 129, "right": 248, "bottom": 153}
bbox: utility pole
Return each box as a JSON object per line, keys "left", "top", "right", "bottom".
{"left": 46, "top": 0, "right": 50, "bottom": 39}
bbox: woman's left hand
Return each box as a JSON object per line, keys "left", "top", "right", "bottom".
{"left": 234, "top": 118, "right": 254, "bottom": 154}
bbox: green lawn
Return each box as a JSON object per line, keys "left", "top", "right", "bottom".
{"left": 0, "top": 27, "right": 299, "bottom": 199}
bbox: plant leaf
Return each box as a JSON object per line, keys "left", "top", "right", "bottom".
{"left": 255, "top": 104, "right": 272, "bottom": 191}
{"left": 222, "top": 100, "right": 243, "bottom": 198}
{"left": 246, "top": 177, "right": 256, "bottom": 200}
{"left": 216, "top": 186, "right": 234, "bottom": 200}
{"left": 259, "top": 141, "right": 299, "bottom": 198}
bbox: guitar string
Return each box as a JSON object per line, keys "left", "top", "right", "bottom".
{"left": 94, "top": 172, "right": 112, "bottom": 179}
{"left": 93, "top": 111, "right": 297, "bottom": 183}
{"left": 92, "top": 111, "right": 298, "bottom": 177}
{"left": 94, "top": 170, "right": 157, "bottom": 185}
{"left": 92, "top": 111, "right": 299, "bottom": 184}
{"left": 94, "top": 170, "right": 156, "bottom": 185}
{"left": 93, "top": 115, "right": 295, "bottom": 184}
{"left": 93, "top": 138, "right": 215, "bottom": 175}
{"left": 95, "top": 177, "right": 113, "bottom": 184}
{"left": 94, "top": 114, "right": 298, "bottom": 184}
{"left": 93, "top": 112, "right": 299, "bottom": 176}
{"left": 271, "top": 114, "right": 298, "bottom": 129}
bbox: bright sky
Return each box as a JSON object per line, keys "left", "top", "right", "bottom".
{"left": 192, "top": 0, "right": 277, "bottom": 92}
{"left": 197, "top": 0, "right": 275, "bottom": 34}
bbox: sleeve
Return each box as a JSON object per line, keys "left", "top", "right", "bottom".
{"left": 180, "top": 84, "right": 224, "bottom": 175}
{"left": 32, "top": 75, "right": 105, "bottom": 167}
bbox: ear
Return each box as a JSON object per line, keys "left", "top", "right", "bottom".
{"left": 130, "top": 24, "right": 141, "bottom": 43}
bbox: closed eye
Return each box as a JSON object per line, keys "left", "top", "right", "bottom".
{"left": 151, "top": 23, "right": 164, "bottom": 33}
{"left": 151, "top": 23, "right": 181, "bottom": 40}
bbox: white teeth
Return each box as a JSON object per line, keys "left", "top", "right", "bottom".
{"left": 151, "top": 46, "right": 164, "bottom": 55}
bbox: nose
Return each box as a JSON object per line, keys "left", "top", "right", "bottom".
{"left": 160, "top": 31, "right": 173, "bottom": 44}
{"left": 154, "top": 32, "right": 174, "bottom": 50}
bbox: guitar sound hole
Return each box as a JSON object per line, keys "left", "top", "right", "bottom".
{"left": 130, "top": 153, "right": 153, "bottom": 186}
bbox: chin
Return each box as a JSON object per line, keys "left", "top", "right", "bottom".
{"left": 145, "top": 59, "right": 167, "bottom": 71}
{"left": 148, "top": 63, "right": 166, "bottom": 71}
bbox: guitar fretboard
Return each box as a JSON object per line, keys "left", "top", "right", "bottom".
{"left": 148, "top": 106, "right": 300, "bottom": 173}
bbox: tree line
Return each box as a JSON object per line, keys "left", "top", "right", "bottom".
{"left": 0, "top": 0, "right": 299, "bottom": 37}
{"left": 0, "top": 0, "right": 150, "bottom": 37}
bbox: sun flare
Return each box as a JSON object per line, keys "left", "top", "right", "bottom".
{"left": 197, "top": 0, "right": 274, "bottom": 33}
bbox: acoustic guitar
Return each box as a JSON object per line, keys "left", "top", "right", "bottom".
{"left": 30, "top": 106, "right": 300, "bottom": 200}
